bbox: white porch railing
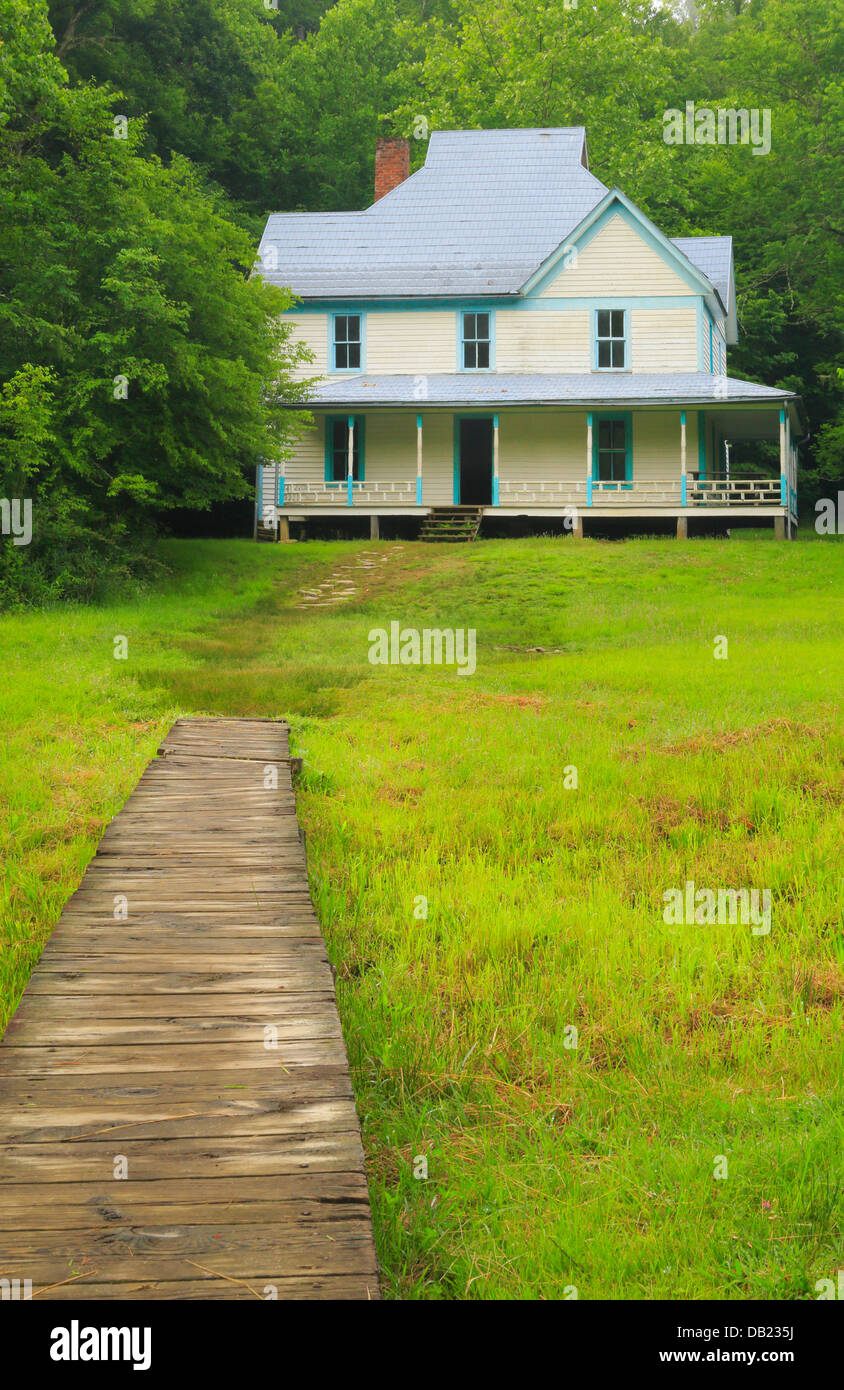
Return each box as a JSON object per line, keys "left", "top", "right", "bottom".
{"left": 499, "top": 479, "right": 683, "bottom": 506}
{"left": 282, "top": 477, "right": 786, "bottom": 510}
{"left": 499, "top": 477, "right": 783, "bottom": 508}
{"left": 285, "top": 480, "right": 416, "bottom": 506}
{"left": 688, "top": 477, "right": 782, "bottom": 505}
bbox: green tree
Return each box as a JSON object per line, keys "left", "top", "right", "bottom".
{"left": 1, "top": 0, "right": 311, "bottom": 601}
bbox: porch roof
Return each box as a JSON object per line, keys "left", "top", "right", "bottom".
{"left": 301, "top": 373, "right": 796, "bottom": 410}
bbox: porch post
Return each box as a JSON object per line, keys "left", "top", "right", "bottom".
{"left": 416, "top": 412, "right": 423, "bottom": 505}
{"left": 784, "top": 410, "right": 792, "bottom": 538}
{"left": 492, "top": 412, "right": 500, "bottom": 505}
{"left": 586, "top": 412, "right": 593, "bottom": 506}
{"left": 784, "top": 405, "right": 789, "bottom": 511}
{"left": 680, "top": 410, "right": 687, "bottom": 506}
{"left": 347, "top": 415, "right": 355, "bottom": 507}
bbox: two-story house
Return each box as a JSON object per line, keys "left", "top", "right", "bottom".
{"left": 254, "top": 127, "right": 800, "bottom": 540}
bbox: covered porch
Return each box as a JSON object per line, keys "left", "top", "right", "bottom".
{"left": 264, "top": 375, "right": 801, "bottom": 539}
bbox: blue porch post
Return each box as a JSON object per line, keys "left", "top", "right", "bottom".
{"left": 492, "top": 412, "right": 499, "bottom": 505}
{"left": 347, "top": 414, "right": 354, "bottom": 506}
{"left": 416, "top": 413, "right": 423, "bottom": 505}
{"left": 278, "top": 474, "right": 285, "bottom": 506}
{"left": 586, "top": 412, "right": 593, "bottom": 505}
{"left": 779, "top": 408, "right": 787, "bottom": 506}
{"left": 680, "top": 410, "right": 687, "bottom": 506}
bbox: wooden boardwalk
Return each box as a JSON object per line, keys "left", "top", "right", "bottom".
{"left": 0, "top": 718, "right": 380, "bottom": 1300}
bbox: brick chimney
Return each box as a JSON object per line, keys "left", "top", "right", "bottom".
{"left": 374, "top": 137, "right": 410, "bottom": 201}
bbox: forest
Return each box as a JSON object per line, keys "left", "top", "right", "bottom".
{"left": 1, "top": 0, "right": 842, "bottom": 601}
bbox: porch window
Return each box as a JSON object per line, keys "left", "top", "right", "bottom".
{"left": 325, "top": 416, "right": 365, "bottom": 482}
{"left": 461, "top": 311, "right": 491, "bottom": 369}
{"left": 595, "top": 309, "right": 627, "bottom": 370}
{"left": 333, "top": 314, "right": 362, "bottom": 370}
{"left": 596, "top": 417, "right": 630, "bottom": 485}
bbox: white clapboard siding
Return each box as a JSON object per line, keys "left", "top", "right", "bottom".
{"left": 631, "top": 310, "right": 698, "bottom": 372}
{"left": 498, "top": 411, "right": 588, "bottom": 483}
{"left": 632, "top": 411, "right": 698, "bottom": 480}
{"left": 366, "top": 313, "right": 456, "bottom": 374}
{"left": 496, "top": 311, "right": 591, "bottom": 372}
{"left": 417, "top": 413, "right": 454, "bottom": 506}
{"left": 538, "top": 215, "right": 691, "bottom": 298}
{"left": 279, "top": 313, "right": 327, "bottom": 379}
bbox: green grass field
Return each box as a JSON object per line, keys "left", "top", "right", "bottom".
{"left": 1, "top": 533, "right": 842, "bottom": 1299}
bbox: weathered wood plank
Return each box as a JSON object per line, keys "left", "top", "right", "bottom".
{"left": 0, "top": 1038, "right": 347, "bottom": 1075}
{"left": 4, "top": 992, "right": 335, "bottom": 1021}
{"left": 0, "top": 1130, "right": 365, "bottom": 1181}
{"left": 2, "top": 1010, "right": 342, "bottom": 1047}
{"left": 0, "top": 1096, "right": 356, "bottom": 1144}
{"left": 0, "top": 1068, "right": 354, "bottom": 1108}
{"left": 0, "top": 1171, "right": 368, "bottom": 1217}
{"left": 30, "top": 1275, "right": 377, "bottom": 1300}
{"left": 0, "top": 717, "right": 379, "bottom": 1299}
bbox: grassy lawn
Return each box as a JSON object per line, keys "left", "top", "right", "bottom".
{"left": 1, "top": 532, "right": 842, "bottom": 1300}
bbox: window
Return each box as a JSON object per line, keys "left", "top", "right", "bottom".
{"left": 333, "top": 314, "right": 361, "bottom": 370}
{"left": 596, "top": 418, "right": 630, "bottom": 484}
{"left": 325, "top": 417, "right": 364, "bottom": 482}
{"left": 595, "top": 309, "right": 626, "bottom": 369}
{"left": 461, "top": 311, "right": 491, "bottom": 369}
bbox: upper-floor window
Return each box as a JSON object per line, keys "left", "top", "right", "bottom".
{"left": 461, "top": 311, "right": 492, "bottom": 369}
{"left": 333, "top": 314, "right": 362, "bottom": 370}
{"left": 595, "top": 309, "right": 627, "bottom": 369}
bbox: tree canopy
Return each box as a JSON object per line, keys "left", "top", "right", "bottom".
{"left": 1, "top": 0, "right": 841, "bottom": 599}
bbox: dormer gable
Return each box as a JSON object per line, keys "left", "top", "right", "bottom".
{"left": 520, "top": 189, "right": 730, "bottom": 330}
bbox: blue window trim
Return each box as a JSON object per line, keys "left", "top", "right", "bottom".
{"left": 328, "top": 311, "right": 366, "bottom": 374}
{"left": 457, "top": 308, "right": 495, "bottom": 372}
{"left": 592, "top": 411, "right": 633, "bottom": 489}
{"left": 592, "top": 308, "right": 629, "bottom": 372}
{"left": 324, "top": 415, "right": 365, "bottom": 483}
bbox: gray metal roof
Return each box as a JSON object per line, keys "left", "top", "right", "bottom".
{"left": 671, "top": 236, "right": 733, "bottom": 312}
{"left": 258, "top": 128, "right": 609, "bottom": 299}
{"left": 301, "top": 373, "right": 793, "bottom": 408}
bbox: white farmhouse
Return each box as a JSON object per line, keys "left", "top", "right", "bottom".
{"left": 254, "top": 128, "right": 800, "bottom": 540}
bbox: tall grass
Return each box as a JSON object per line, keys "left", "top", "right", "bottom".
{"left": 1, "top": 532, "right": 841, "bottom": 1299}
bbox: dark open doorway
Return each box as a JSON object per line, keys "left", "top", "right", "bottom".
{"left": 458, "top": 417, "right": 493, "bottom": 505}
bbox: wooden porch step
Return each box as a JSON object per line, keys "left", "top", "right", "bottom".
{"left": 420, "top": 506, "right": 483, "bottom": 543}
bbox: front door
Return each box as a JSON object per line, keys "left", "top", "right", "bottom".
{"left": 458, "top": 417, "right": 493, "bottom": 505}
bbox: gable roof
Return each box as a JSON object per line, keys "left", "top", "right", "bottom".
{"left": 520, "top": 187, "right": 722, "bottom": 302}
{"left": 257, "top": 128, "right": 608, "bottom": 299}
{"left": 255, "top": 127, "right": 735, "bottom": 337}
